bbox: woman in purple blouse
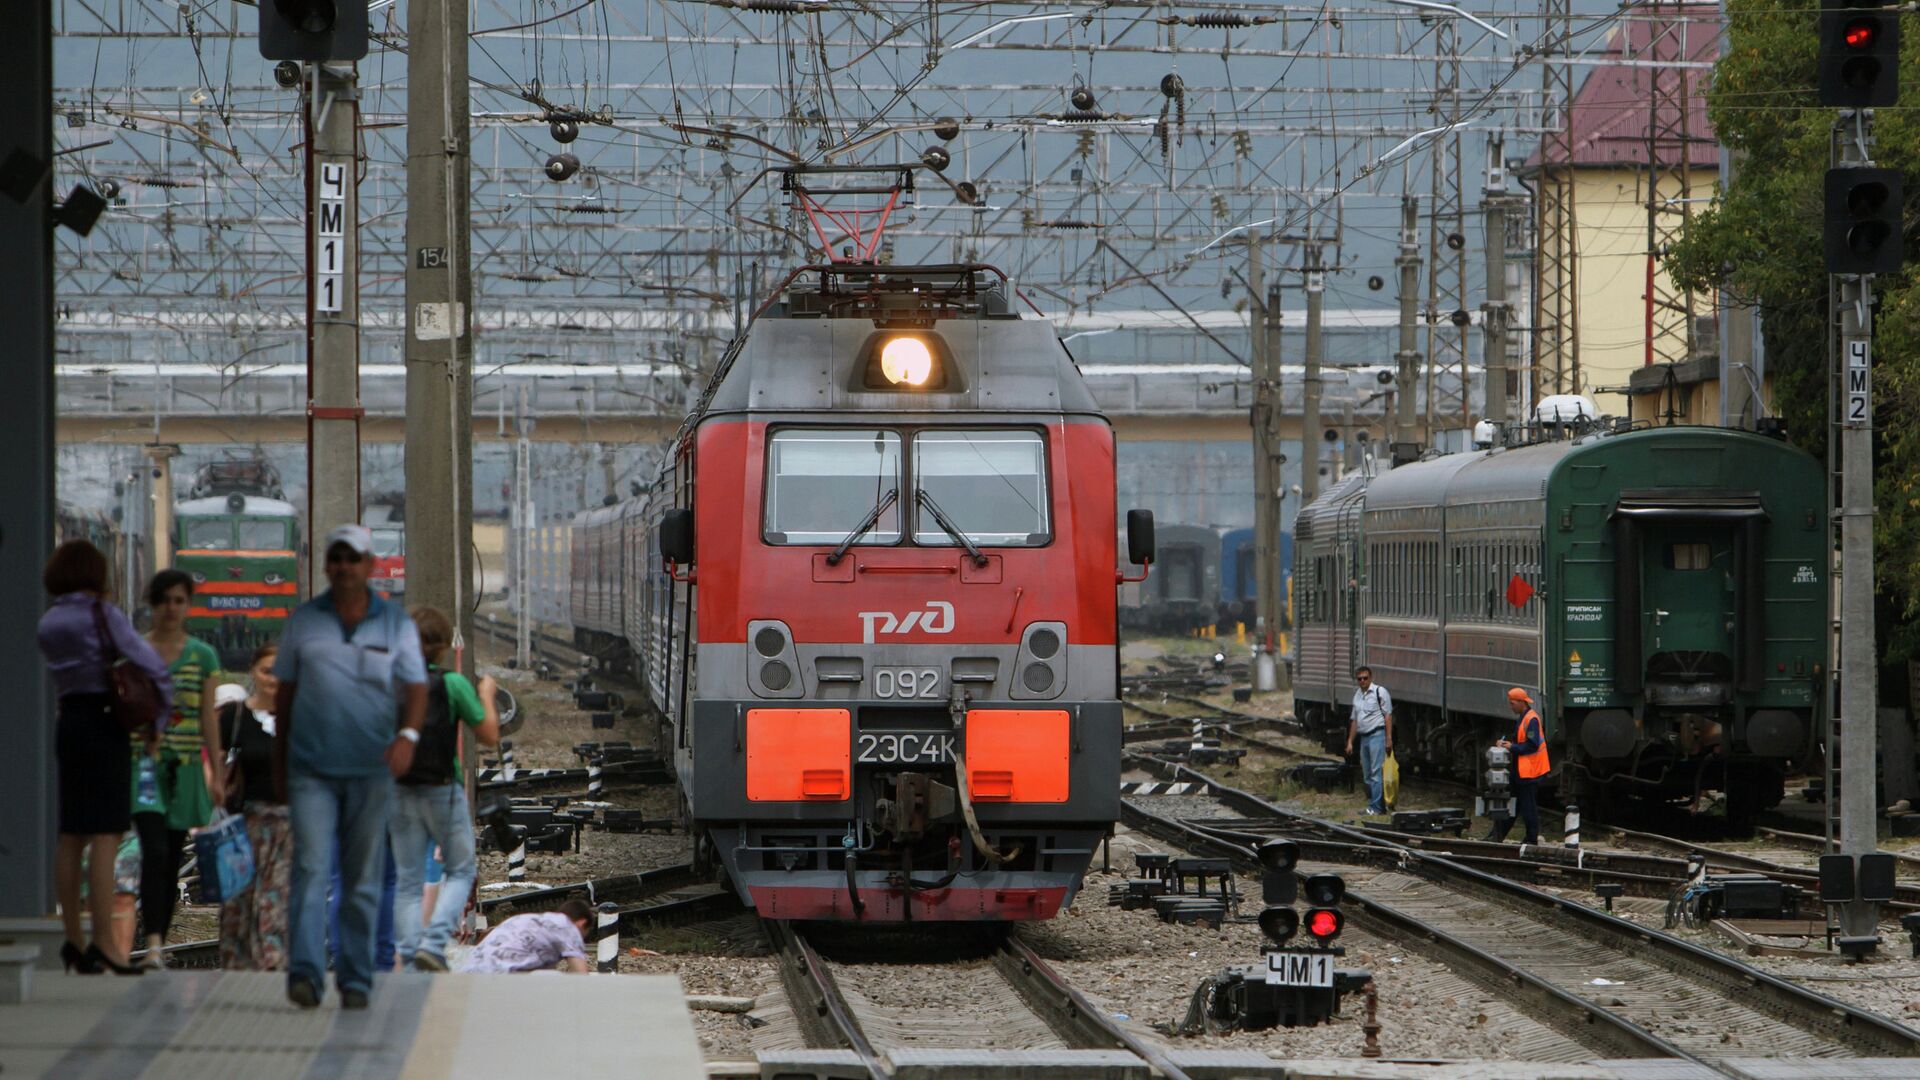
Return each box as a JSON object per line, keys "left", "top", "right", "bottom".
{"left": 36, "top": 540, "right": 172, "bottom": 975}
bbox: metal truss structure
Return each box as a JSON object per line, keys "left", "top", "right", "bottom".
{"left": 1635, "top": 0, "right": 1702, "bottom": 370}
{"left": 48, "top": 0, "right": 1642, "bottom": 424}
{"left": 1529, "top": 0, "right": 1578, "bottom": 399}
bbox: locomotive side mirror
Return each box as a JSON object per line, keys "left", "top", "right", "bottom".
{"left": 661, "top": 508, "right": 695, "bottom": 565}
{"left": 1126, "top": 509, "right": 1155, "bottom": 566}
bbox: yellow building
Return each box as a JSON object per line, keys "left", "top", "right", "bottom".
{"left": 1531, "top": 15, "right": 1722, "bottom": 419}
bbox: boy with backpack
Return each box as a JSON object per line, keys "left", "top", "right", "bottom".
{"left": 391, "top": 606, "right": 500, "bottom": 971}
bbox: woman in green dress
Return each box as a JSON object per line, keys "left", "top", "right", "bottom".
{"left": 135, "top": 569, "right": 226, "bottom": 967}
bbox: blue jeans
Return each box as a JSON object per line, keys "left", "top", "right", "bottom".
{"left": 390, "top": 782, "right": 477, "bottom": 962}
{"left": 330, "top": 836, "right": 396, "bottom": 971}
{"left": 1357, "top": 727, "right": 1388, "bottom": 813}
{"left": 288, "top": 772, "right": 392, "bottom": 996}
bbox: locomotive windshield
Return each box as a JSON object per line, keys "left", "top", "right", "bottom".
{"left": 183, "top": 519, "right": 232, "bottom": 549}
{"left": 237, "top": 520, "right": 291, "bottom": 550}
{"left": 912, "top": 430, "right": 1049, "bottom": 547}
{"left": 764, "top": 429, "right": 903, "bottom": 545}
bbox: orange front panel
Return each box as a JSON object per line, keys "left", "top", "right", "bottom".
{"left": 746, "top": 708, "right": 851, "bottom": 802}
{"left": 965, "top": 709, "right": 1070, "bottom": 803}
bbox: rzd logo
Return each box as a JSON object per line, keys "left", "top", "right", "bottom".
{"left": 859, "top": 601, "right": 954, "bottom": 644}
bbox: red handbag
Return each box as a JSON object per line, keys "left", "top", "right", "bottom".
{"left": 92, "top": 600, "right": 162, "bottom": 735}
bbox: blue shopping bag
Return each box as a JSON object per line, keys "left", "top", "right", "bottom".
{"left": 193, "top": 811, "right": 255, "bottom": 903}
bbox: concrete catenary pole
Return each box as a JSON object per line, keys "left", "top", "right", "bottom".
{"left": 1262, "top": 278, "right": 1285, "bottom": 681}
{"left": 1247, "top": 235, "right": 1278, "bottom": 691}
{"left": 1834, "top": 112, "right": 1879, "bottom": 942}
{"left": 307, "top": 61, "right": 362, "bottom": 588}
{"left": 0, "top": 0, "right": 55, "bottom": 917}
{"left": 1394, "top": 196, "right": 1423, "bottom": 462}
{"left": 1482, "top": 140, "right": 1511, "bottom": 427}
{"left": 1301, "top": 246, "right": 1324, "bottom": 505}
{"left": 514, "top": 385, "right": 533, "bottom": 670}
{"left": 404, "top": 0, "right": 474, "bottom": 657}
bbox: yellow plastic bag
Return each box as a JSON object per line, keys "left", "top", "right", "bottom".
{"left": 1382, "top": 753, "right": 1400, "bottom": 810}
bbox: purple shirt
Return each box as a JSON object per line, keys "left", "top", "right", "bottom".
{"left": 460, "top": 912, "right": 587, "bottom": 974}
{"left": 38, "top": 593, "right": 174, "bottom": 719}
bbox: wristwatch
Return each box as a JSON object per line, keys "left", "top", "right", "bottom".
{"left": 397, "top": 728, "right": 421, "bottom": 744}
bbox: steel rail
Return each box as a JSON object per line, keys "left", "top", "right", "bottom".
{"left": 1595, "top": 822, "right": 1920, "bottom": 911}
{"left": 997, "top": 930, "right": 1196, "bottom": 1080}
{"left": 1132, "top": 756, "right": 1920, "bottom": 1060}
{"left": 765, "top": 920, "right": 891, "bottom": 1080}
{"left": 1182, "top": 816, "right": 1687, "bottom": 900}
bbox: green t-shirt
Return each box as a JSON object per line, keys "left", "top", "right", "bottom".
{"left": 434, "top": 666, "right": 487, "bottom": 784}
{"left": 131, "top": 636, "right": 221, "bottom": 829}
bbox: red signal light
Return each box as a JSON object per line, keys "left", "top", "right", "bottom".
{"left": 1306, "top": 908, "right": 1343, "bottom": 940}
{"left": 1844, "top": 18, "right": 1877, "bottom": 49}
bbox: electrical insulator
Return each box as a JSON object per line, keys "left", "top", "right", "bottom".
{"left": 545, "top": 153, "right": 581, "bottom": 182}
{"left": 550, "top": 118, "right": 580, "bottom": 144}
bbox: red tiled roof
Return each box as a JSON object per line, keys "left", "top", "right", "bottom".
{"left": 1530, "top": 14, "right": 1720, "bottom": 169}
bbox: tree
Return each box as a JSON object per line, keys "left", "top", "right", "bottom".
{"left": 1667, "top": 0, "right": 1919, "bottom": 659}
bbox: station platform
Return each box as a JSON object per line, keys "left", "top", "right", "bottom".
{"left": 0, "top": 969, "right": 705, "bottom": 1079}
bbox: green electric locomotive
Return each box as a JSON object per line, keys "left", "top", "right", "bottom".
{"left": 174, "top": 460, "right": 301, "bottom": 670}
{"left": 1293, "top": 423, "right": 1826, "bottom": 825}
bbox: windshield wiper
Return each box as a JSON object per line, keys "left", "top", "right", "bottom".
{"left": 916, "top": 489, "right": 990, "bottom": 567}
{"left": 826, "top": 487, "right": 898, "bottom": 566}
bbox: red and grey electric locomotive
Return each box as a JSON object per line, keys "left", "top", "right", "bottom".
{"left": 572, "top": 250, "right": 1152, "bottom": 921}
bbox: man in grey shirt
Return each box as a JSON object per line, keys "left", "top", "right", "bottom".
{"left": 1345, "top": 667, "right": 1393, "bottom": 816}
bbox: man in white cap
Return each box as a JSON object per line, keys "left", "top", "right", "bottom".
{"left": 272, "top": 524, "right": 428, "bottom": 1010}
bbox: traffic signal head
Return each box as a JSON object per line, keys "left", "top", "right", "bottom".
{"left": 1303, "top": 872, "right": 1345, "bottom": 907}
{"left": 259, "top": 0, "right": 367, "bottom": 62}
{"left": 1819, "top": 1, "right": 1900, "bottom": 108}
{"left": 1259, "top": 840, "right": 1301, "bottom": 905}
{"left": 1824, "top": 167, "right": 1904, "bottom": 275}
{"left": 1304, "top": 906, "right": 1344, "bottom": 941}
{"left": 1258, "top": 906, "right": 1299, "bottom": 945}
{"left": 1257, "top": 839, "right": 1300, "bottom": 874}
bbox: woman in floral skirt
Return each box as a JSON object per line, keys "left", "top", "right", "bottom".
{"left": 217, "top": 644, "right": 291, "bottom": 970}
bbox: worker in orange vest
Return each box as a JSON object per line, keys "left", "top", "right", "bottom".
{"left": 1490, "top": 687, "right": 1549, "bottom": 845}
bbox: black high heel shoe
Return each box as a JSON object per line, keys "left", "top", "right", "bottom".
{"left": 62, "top": 941, "right": 100, "bottom": 974}
{"left": 84, "top": 944, "right": 144, "bottom": 976}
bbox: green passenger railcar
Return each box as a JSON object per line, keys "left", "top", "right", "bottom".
{"left": 1294, "top": 425, "right": 1826, "bottom": 825}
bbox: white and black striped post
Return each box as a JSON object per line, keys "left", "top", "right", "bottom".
{"left": 500, "top": 739, "right": 516, "bottom": 783}
{"left": 1190, "top": 717, "right": 1205, "bottom": 759}
{"left": 594, "top": 902, "right": 619, "bottom": 973}
{"left": 1686, "top": 852, "right": 1709, "bottom": 889}
{"left": 1563, "top": 804, "right": 1581, "bottom": 849}
{"left": 587, "top": 755, "right": 604, "bottom": 798}
{"left": 506, "top": 826, "right": 528, "bottom": 883}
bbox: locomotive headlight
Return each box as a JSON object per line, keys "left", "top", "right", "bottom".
{"left": 879, "top": 336, "right": 935, "bottom": 386}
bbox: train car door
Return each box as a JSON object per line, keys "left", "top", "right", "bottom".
{"left": 1639, "top": 525, "right": 1736, "bottom": 691}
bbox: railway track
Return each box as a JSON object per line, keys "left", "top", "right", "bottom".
{"left": 766, "top": 921, "right": 1194, "bottom": 1080}
{"left": 1122, "top": 756, "right": 1920, "bottom": 1069}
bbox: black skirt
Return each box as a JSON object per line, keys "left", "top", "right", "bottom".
{"left": 56, "top": 692, "right": 131, "bottom": 835}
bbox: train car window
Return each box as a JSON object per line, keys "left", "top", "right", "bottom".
{"left": 1667, "top": 542, "right": 1711, "bottom": 570}
{"left": 912, "top": 430, "right": 1050, "bottom": 547}
{"left": 183, "top": 519, "right": 233, "bottom": 549}
{"left": 764, "top": 429, "right": 902, "bottom": 545}
{"left": 238, "top": 520, "right": 289, "bottom": 550}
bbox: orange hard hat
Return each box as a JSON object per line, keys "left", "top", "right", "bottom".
{"left": 1507, "top": 687, "right": 1533, "bottom": 704}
